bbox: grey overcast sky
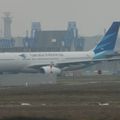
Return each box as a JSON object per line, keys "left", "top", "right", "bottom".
{"left": 0, "top": 0, "right": 119, "bottom": 37}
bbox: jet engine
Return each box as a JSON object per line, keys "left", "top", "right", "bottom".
{"left": 39, "top": 66, "right": 61, "bottom": 74}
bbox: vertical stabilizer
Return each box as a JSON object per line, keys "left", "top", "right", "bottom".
{"left": 93, "top": 22, "right": 120, "bottom": 55}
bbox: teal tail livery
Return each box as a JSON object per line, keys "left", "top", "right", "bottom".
{"left": 0, "top": 21, "right": 119, "bottom": 74}
{"left": 93, "top": 21, "right": 120, "bottom": 59}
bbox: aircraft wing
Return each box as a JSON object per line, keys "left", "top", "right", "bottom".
{"left": 56, "top": 57, "right": 120, "bottom": 71}
{"left": 28, "top": 57, "right": 120, "bottom": 72}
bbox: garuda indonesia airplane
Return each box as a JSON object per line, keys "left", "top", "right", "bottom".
{"left": 0, "top": 21, "right": 120, "bottom": 74}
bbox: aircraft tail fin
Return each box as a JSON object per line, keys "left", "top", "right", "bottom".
{"left": 93, "top": 21, "right": 120, "bottom": 56}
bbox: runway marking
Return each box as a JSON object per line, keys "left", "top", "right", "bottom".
{"left": 98, "top": 102, "right": 109, "bottom": 106}
{"left": 65, "top": 80, "right": 120, "bottom": 85}
{"left": 21, "top": 103, "right": 31, "bottom": 106}
{"left": 66, "top": 81, "right": 99, "bottom": 85}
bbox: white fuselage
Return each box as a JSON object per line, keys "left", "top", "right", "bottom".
{"left": 0, "top": 51, "right": 95, "bottom": 73}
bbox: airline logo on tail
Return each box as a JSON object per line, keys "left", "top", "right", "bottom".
{"left": 93, "top": 21, "right": 120, "bottom": 59}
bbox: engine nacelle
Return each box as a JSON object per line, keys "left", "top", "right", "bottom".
{"left": 40, "top": 66, "right": 61, "bottom": 74}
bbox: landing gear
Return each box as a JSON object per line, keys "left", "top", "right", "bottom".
{"left": 98, "top": 70, "right": 102, "bottom": 75}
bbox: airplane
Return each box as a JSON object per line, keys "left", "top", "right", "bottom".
{"left": 0, "top": 21, "right": 119, "bottom": 74}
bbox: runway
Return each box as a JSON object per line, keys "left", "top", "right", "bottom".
{"left": 0, "top": 73, "right": 119, "bottom": 86}
{"left": 0, "top": 75, "right": 120, "bottom": 120}
{"left": 0, "top": 73, "right": 56, "bottom": 86}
